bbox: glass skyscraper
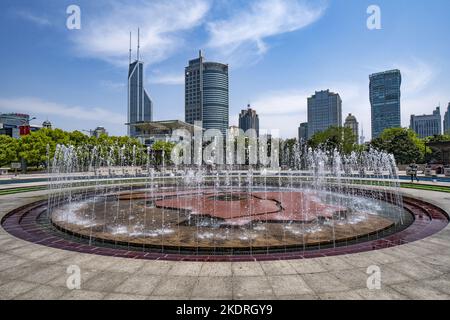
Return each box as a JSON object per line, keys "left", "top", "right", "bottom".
{"left": 298, "top": 122, "right": 308, "bottom": 143}
{"left": 307, "top": 90, "right": 342, "bottom": 139}
{"left": 239, "top": 105, "right": 259, "bottom": 136}
{"left": 410, "top": 107, "right": 441, "bottom": 138}
{"left": 128, "top": 60, "right": 153, "bottom": 137}
{"left": 444, "top": 103, "right": 450, "bottom": 135}
{"left": 370, "top": 70, "right": 401, "bottom": 139}
{"left": 344, "top": 113, "right": 359, "bottom": 143}
{"left": 185, "top": 51, "right": 229, "bottom": 135}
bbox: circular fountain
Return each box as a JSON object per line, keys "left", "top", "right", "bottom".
{"left": 50, "top": 187, "right": 407, "bottom": 254}
{"left": 2, "top": 144, "right": 448, "bottom": 260}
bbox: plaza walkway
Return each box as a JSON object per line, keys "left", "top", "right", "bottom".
{"left": 0, "top": 187, "right": 449, "bottom": 300}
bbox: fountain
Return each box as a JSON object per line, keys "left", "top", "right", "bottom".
{"left": 43, "top": 143, "right": 414, "bottom": 256}
{"left": 2, "top": 140, "right": 448, "bottom": 261}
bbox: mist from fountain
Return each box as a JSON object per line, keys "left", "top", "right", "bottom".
{"left": 46, "top": 142, "right": 407, "bottom": 255}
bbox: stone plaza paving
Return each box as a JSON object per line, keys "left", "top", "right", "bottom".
{"left": 1, "top": 188, "right": 450, "bottom": 300}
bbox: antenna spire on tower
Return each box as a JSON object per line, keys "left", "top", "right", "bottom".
{"left": 129, "top": 31, "right": 132, "bottom": 64}
{"left": 137, "top": 28, "right": 140, "bottom": 61}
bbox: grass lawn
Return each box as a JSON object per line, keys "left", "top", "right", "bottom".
{"left": 0, "top": 186, "right": 47, "bottom": 196}
{"left": 400, "top": 183, "right": 450, "bottom": 193}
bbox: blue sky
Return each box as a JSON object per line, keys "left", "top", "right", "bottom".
{"left": 0, "top": 0, "right": 449, "bottom": 139}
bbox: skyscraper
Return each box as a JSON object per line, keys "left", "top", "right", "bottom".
{"left": 298, "top": 122, "right": 308, "bottom": 143}
{"left": 127, "top": 30, "right": 153, "bottom": 137}
{"left": 444, "top": 103, "right": 450, "bottom": 135}
{"left": 307, "top": 90, "right": 342, "bottom": 138}
{"left": 344, "top": 113, "right": 359, "bottom": 142}
{"left": 185, "top": 51, "right": 229, "bottom": 135}
{"left": 410, "top": 107, "right": 441, "bottom": 138}
{"left": 370, "top": 69, "right": 401, "bottom": 139}
{"left": 239, "top": 105, "right": 259, "bottom": 136}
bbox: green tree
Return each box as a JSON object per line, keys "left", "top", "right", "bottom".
{"left": 370, "top": 128, "right": 423, "bottom": 164}
{"left": 3, "top": 128, "right": 147, "bottom": 170}
{"left": 422, "top": 134, "right": 450, "bottom": 163}
{"left": 151, "top": 141, "right": 175, "bottom": 166}
{"left": 280, "top": 138, "right": 297, "bottom": 167}
{"left": 308, "top": 126, "right": 359, "bottom": 155}
{"left": 68, "top": 130, "right": 89, "bottom": 146}
{"left": 18, "top": 130, "right": 54, "bottom": 167}
{"left": 0, "top": 135, "right": 19, "bottom": 167}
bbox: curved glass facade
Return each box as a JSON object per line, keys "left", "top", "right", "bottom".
{"left": 203, "top": 63, "right": 229, "bottom": 134}
{"left": 185, "top": 53, "right": 229, "bottom": 135}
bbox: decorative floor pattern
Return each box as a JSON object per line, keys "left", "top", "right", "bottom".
{"left": 1, "top": 196, "right": 448, "bottom": 262}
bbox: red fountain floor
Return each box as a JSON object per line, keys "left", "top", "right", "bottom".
{"left": 154, "top": 191, "right": 346, "bottom": 226}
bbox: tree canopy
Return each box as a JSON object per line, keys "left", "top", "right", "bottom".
{"left": 0, "top": 129, "right": 146, "bottom": 169}
{"left": 308, "top": 126, "right": 359, "bottom": 155}
{"left": 370, "top": 128, "right": 424, "bottom": 164}
{"left": 0, "top": 135, "right": 19, "bottom": 167}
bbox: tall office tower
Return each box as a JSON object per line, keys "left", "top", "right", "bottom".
{"left": 185, "top": 51, "right": 229, "bottom": 135}
{"left": 444, "top": 103, "right": 450, "bottom": 135}
{"left": 298, "top": 122, "right": 308, "bottom": 143}
{"left": 344, "top": 113, "right": 359, "bottom": 142}
{"left": 127, "top": 30, "right": 153, "bottom": 137}
{"left": 239, "top": 105, "right": 259, "bottom": 136}
{"left": 410, "top": 107, "right": 442, "bottom": 138}
{"left": 370, "top": 69, "right": 401, "bottom": 139}
{"left": 307, "top": 90, "right": 342, "bottom": 138}
{"left": 360, "top": 124, "right": 366, "bottom": 145}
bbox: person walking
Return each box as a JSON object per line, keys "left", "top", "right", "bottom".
{"left": 410, "top": 162, "right": 419, "bottom": 183}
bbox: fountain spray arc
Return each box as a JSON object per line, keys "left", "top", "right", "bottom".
{"left": 46, "top": 141, "right": 408, "bottom": 256}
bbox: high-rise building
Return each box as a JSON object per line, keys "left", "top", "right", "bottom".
{"left": 410, "top": 107, "right": 441, "bottom": 138}
{"left": 344, "top": 113, "right": 359, "bottom": 142}
{"left": 92, "top": 126, "right": 108, "bottom": 138}
{"left": 298, "top": 122, "right": 308, "bottom": 142}
{"left": 239, "top": 105, "right": 259, "bottom": 136}
{"left": 307, "top": 90, "right": 342, "bottom": 138}
{"left": 444, "top": 103, "right": 450, "bottom": 135}
{"left": 127, "top": 30, "right": 153, "bottom": 137}
{"left": 370, "top": 69, "right": 402, "bottom": 139}
{"left": 360, "top": 124, "right": 366, "bottom": 145}
{"left": 185, "top": 51, "right": 229, "bottom": 135}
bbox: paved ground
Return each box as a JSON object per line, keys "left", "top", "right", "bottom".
{"left": 1, "top": 188, "right": 450, "bottom": 300}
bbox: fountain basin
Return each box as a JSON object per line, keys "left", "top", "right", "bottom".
{"left": 49, "top": 187, "right": 407, "bottom": 253}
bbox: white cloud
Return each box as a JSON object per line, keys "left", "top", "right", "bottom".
{"left": 71, "top": 0, "right": 211, "bottom": 66}
{"left": 16, "top": 10, "right": 51, "bottom": 26}
{"left": 100, "top": 80, "right": 126, "bottom": 90}
{"left": 0, "top": 97, "right": 125, "bottom": 126}
{"left": 150, "top": 73, "right": 185, "bottom": 85}
{"left": 206, "top": 0, "right": 327, "bottom": 64}
{"left": 394, "top": 58, "right": 435, "bottom": 94}
{"left": 251, "top": 89, "right": 308, "bottom": 116}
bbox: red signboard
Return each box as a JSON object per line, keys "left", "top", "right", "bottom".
{"left": 19, "top": 126, "right": 31, "bottom": 136}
